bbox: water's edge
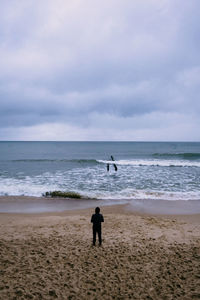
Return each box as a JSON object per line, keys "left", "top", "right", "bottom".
{"left": 0, "top": 196, "right": 200, "bottom": 215}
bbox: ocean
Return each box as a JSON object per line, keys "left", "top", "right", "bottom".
{"left": 0, "top": 141, "right": 200, "bottom": 204}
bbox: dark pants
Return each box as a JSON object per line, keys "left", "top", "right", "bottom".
{"left": 93, "top": 226, "right": 102, "bottom": 245}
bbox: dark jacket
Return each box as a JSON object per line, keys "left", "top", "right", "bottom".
{"left": 91, "top": 213, "right": 104, "bottom": 228}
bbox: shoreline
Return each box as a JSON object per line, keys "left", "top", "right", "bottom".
{"left": 0, "top": 195, "right": 200, "bottom": 215}
{"left": 1, "top": 203, "right": 200, "bottom": 225}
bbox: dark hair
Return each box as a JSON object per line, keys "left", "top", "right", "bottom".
{"left": 95, "top": 207, "right": 100, "bottom": 213}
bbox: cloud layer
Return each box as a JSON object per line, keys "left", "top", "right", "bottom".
{"left": 0, "top": 0, "right": 200, "bottom": 140}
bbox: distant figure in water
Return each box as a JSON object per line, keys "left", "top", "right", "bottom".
{"left": 91, "top": 207, "right": 104, "bottom": 246}
{"left": 107, "top": 163, "right": 110, "bottom": 172}
{"left": 107, "top": 155, "right": 117, "bottom": 172}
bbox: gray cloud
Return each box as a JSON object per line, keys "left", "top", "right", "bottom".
{"left": 0, "top": 0, "right": 200, "bottom": 140}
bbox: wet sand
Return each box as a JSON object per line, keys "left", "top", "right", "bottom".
{"left": 0, "top": 204, "right": 200, "bottom": 299}
{"left": 1, "top": 195, "right": 200, "bottom": 215}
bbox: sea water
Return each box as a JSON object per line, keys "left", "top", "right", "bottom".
{"left": 0, "top": 141, "right": 200, "bottom": 204}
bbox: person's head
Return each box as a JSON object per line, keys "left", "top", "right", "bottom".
{"left": 95, "top": 207, "right": 100, "bottom": 214}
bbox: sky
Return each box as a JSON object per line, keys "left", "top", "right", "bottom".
{"left": 0, "top": 0, "right": 200, "bottom": 141}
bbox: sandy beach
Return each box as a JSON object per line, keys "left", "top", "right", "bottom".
{"left": 0, "top": 203, "right": 200, "bottom": 299}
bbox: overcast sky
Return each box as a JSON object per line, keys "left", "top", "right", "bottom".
{"left": 0, "top": 0, "right": 200, "bottom": 141}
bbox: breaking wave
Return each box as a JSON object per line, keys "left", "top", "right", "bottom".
{"left": 153, "top": 152, "right": 200, "bottom": 160}
{"left": 9, "top": 159, "right": 99, "bottom": 164}
{"left": 98, "top": 159, "right": 200, "bottom": 168}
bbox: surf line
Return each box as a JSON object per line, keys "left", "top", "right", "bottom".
{"left": 107, "top": 155, "right": 118, "bottom": 172}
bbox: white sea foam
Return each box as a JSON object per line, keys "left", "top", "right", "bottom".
{"left": 0, "top": 163, "right": 200, "bottom": 200}
{"left": 97, "top": 189, "right": 200, "bottom": 201}
{"left": 0, "top": 176, "right": 200, "bottom": 201}
{"left": 0, "top": 176, "right": 58, "bottom": 197}
{"left": 98, "top": 159, "right": 200, "bottom": 167}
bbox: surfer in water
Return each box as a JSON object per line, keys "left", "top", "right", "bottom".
{"left": 107, "top": 163, "right": 110, "bottom": 172}
{"left": 111, "top": 155, "right": 118, "bottom": 171}
{"left": 107, "top": 155, "right": 117, "bottom": 172}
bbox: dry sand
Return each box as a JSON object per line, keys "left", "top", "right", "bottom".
{"left": 0, "top": 204, "right": 200, "bottom": 299}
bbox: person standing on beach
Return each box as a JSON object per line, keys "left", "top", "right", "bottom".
{"left": 91, "top": 207, "right": 104, "bottom": 246}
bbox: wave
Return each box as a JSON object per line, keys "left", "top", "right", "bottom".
{"left": 153, "top": 152, "right": 200, "bottom": 160}
{"left": 3, "top": 157, "right": 200, "bottom": 168}
{"left": 98, "top": 159, "right": 200, "bottom": 167}
{"left": 1, "top": 182, "right": 200, "bottom": 201}
{"left": 98, "top": 189, "right": 200, "bottom": 201}
{"left": 9, "top": 159, "right": 99, "bottom": 164}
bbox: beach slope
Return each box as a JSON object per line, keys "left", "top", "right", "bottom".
{"left": 0, "top": 205, "right": 200, "bottom": 299}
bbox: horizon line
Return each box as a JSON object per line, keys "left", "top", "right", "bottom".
{"left": 0, "top": 140, "right": 200, "bottom": 143}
